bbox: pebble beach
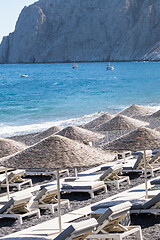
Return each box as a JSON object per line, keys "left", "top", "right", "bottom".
{"left": 0, "top": 104, "right": 160, "bottom": 239}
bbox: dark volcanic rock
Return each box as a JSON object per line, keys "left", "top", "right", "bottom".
{"left": 1, "top": 0, "right": 160, "bottom": 63}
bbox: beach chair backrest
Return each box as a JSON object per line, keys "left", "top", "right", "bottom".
{"left": 95, "top": 201, "right": 132, "bottom": 233}
{"left": 35, "top": 186, "right": 57, "bottom": 204}
{"left": 54, "top": 218, "right": 98, "bottom": 240}
{"left": 143, "top": 193, "right": 160, "bottom": 209}
{"left": 99, "top": 164, "right": 122, "bottom": 181}
{"left": 133, "top": 153, "right": 143, "bottom": 169}
{"left": 0, "top": 195, "right": 32, "bottom": 214}
{"left": 149, "top": 151, "right": 160, "bottom": 164}
{"left": 0, "top": 198, "right": 15, "bottom": 214}
{"left": 2, "top": 170, "right": 25, "bottom": 184}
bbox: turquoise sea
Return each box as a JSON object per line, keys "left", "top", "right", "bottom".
{"left": 0, "top": 62, "right": 160, "bottom": 137}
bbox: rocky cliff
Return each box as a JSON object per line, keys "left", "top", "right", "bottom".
{"left": 0, "top": 0, "right": 160, "bottom": 63}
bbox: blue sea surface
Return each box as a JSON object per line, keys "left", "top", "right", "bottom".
{"left": 0, "top": 62, "right": 160, "bottom": 137}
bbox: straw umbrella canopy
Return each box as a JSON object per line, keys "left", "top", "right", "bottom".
{"left": 147, "top": 109, "right": 160, "bottom": 118}
{"left": 56, "top": 125, "right": 104, "bottom": 145}
{"left": 1, "top": 134, "right": 114, "bottom": 232}
{"left": 82, "top": 113, "right": 113, "bottom": 130}
{"left": 9, "top": 126, "right": 61, "bottom": 146}
{"left": 103, "top": 127, "right": 160, "bottom": 198}
{"left": 95, "top": 115, "right": 149, "bottom": 133}
{"left": 117, "top": 104, "right": 156, "bottom": 118}
{"left": 0, "top": 138, "right": 26, "bottom": 158}
{"left": 0, "top": 138, "right": 26, "bottom": 200}
{"left": 95, "top": 114, "right": 149, "bottom": 145}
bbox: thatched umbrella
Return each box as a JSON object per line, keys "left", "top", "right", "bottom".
{"left": 147, "top": 109, "right": 160, "bottom": 118}
{"left": 0, "top": 138, "right": 26, "bottom": 200}
{"left": 103, "top": 127, "right": 160, "bottom": 198}
{"left": 95, "top": 115, "right": 149, "bottom": 147}
{"left": 0, "top": 138, "right": 26, "bottom": 157}
{"left": 9, "top": 126, "right": 61, "bottom": 146}
{"left": 1, "top": 134, "right": 114, "bottom": 232}
{"left": 82, "top": 113, "right": 113, "bottom": 130}
{"left": 95, "top": 114, "right": 148, "bottom": 133}
{"left": 56, "top": 125, "right": 104, "bottom": 145}
{"left": 117, "top": 104, "right": 156, "bottom": 118}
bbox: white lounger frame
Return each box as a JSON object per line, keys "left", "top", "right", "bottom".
{"left": 62, "top": 184, "right": 107, "bottom": 198}
{"left": 1, "top": 178, "right": 32, "bottom": 191}
{"left": 105, "top": 176, "right": 130, "bottom": 189}
{"left": 39, "top": 199, "right": 70, "bottom": 214}
{"left": 0, "top": 209, "right": 40, "bottom": 224}
{"left": 88, "top": 225, "right": 142, "bottom": 240}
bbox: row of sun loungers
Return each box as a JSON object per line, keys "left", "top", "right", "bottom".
{"left": 0, "top": 194, "right": 40, "bottom": 224}
{"left": 0, "top": 185, "right": 71, "bottom": 224}
{"left": 55, "top": 202, "right": 143, "bottom": 240}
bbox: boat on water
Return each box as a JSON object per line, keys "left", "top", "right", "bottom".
{"left": 106, "top": 63, "right": 114, "bottom": 70}
{"left": 72, "top": 63, "right": 78, "bottom": 69}
{"left": 20, "top": 74, "right": 28, "bottom": 77}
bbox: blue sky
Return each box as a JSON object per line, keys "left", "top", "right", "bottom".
{"left": 0, "top": 0, "right": 37, "bottom": 43}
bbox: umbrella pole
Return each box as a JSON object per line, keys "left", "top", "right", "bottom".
{"left": 144, "top": 150, "right": 148, "bottom": 199}
{"left": 75, "top": 167, "right": 78, "bottom": 179}
{"left": 106, "top": 131, "right": 109, "bottom": 143}
{"left": 5, "top": 168, "right": 10, "bottom": 200}
{"left": 123, "top": 152, "right": 126, "bottom": 164}
{"left": 120, "top": 129, "right": 123, "bottom": 136}
{"left": 56, "top": 170, "right": 62, "bottom": 233}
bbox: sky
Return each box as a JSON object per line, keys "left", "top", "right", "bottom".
{"left": 0, "top": 0, "right": 37, "bottom": 43}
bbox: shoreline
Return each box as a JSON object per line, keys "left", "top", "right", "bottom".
{"left": 1, "top": 60, "right": 160, "bottom": 65}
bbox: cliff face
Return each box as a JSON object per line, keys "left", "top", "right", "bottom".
{"left": 0, "top": 0, "right": 160, "bottom": 63}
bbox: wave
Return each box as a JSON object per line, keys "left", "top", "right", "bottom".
{"left": 1, "top": 103, "right": 160, "bottom": 138}
{"left": 0, "top": 111, "right": 104, "bottom": 138}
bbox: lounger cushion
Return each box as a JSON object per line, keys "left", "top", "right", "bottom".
{"left": 99, "top": 165, "right": 122, "bottom": 181}
{"left": 62, "top": 181, "right": 104, "bottom": 190}
{"left": 133, "top": 153, "right": 143, "bottom": 169}
{"left": 35, "top": 186, "right": 57, "bottom": 201}
{"left": 91, "top": 200, "right": 125, "bottom": 211}
{"left": 130, "top": 200, "right": 146, "bottom": 210}
{"left": 97, "top": 202, "right": 131, "bottom": 225}
{"left": 54, "top": 219, "right": 98, "bottom": 240}
{"left": 150, "top": 179, "right": 160, "bottom": 185}
{"left": 143, "top": 193, "right": 160, "bottom": 209}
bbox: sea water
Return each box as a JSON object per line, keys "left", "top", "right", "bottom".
{"left": 0, "top": 62, "right": 160, "bottom": 137}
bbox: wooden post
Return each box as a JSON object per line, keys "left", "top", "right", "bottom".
{"left": 144, "top": 150, "right": 148, "bottom": 199}
{"left": 75, "top": 168, "right": 78, "bottom": 179}
{"left": 56, "top": 170, "right": 62, "bottom": 232}
{"left": 5, "top": 168, "right": 10, "bottom": 200}
{"left": 106, "top": 131, "right": 109, "bottom": 143}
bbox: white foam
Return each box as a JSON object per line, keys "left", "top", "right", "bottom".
{"left": 0, "top": 111, "right": 104, "bottom": 138}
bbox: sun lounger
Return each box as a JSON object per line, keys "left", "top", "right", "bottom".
{"left": 65, "top": 165, "right": 130, "bottom": 190}
{"left": 61, "top": 181, "right": 107, "bottom": 198}
{"left": 122, "top": 152, "right": 160, "bottom": 176}
{"left": 99, "top": 164, "right": 130, "bottom": 189}
{"left": 149, "top": 151, "right": 160, "bottom": 164}
{"left": 89, "top": 202, "right": 143, "bottom": 240}
{"left": 130, "top": 192, "right": 160, "bottom": 214}
{"left": 0, "top": 169, "right": 32, "bottom": 191}
{"left": 0, "top": 194, "right": 40, "bottom": 224}
{"left": 91, "top": 192, "right": 160, "bottom": 216}
{"left": 25, "top": 168, "right": 69, "bottom": 176}
{"left": 54, "top": 218, "right": 98, "bottom": 240}
{"left": 34, "top": 186, "right": 70, "bottom": 214}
